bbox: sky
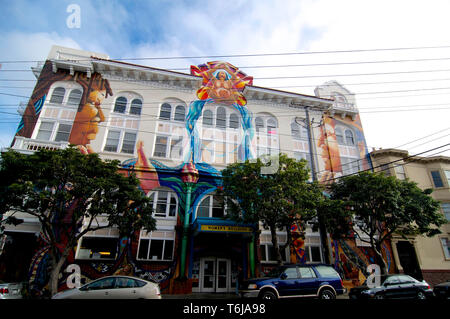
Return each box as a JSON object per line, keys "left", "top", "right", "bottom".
{"left": 1, "top": 0, "right": 450, "bottom": 157}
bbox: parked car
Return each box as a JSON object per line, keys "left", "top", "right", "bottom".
{"left": 239, "top": 264, "right": 346, "bottom": 300}
{"left": 433, "top": 281, "right": 450, "bottom": 299}
{"left": 349, "top": 274, "right": 434, "bottom": 300}
{"left": 52, "top": 276, "right": 161, "bottom": 299}
{"left": 0, "top": 282, "right": 24, "bottom": 299}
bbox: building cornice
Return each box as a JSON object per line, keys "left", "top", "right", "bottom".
{"left": 370, "top": 148, "right": 450, "bottom": 164}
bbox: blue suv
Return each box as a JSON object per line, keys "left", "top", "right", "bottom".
{"left": 240, "top": 264, "right": 346, "bottom": 300}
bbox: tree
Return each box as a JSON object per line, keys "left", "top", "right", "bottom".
{"left": 321, "top": 171, "right": 446, "bottom": 275}
{"left": 221, "top": 153, "right": 322, "bottom": 266}
{"left": 0, "top": 147, "right": 156, "bottom": 296}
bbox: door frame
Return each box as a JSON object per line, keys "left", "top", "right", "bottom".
{"left": 199, "top": 257, "right": 231, "bottom": 293}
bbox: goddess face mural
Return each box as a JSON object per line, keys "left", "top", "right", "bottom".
{"left": 187, "top": 62, "right": 255, "bottom": 163}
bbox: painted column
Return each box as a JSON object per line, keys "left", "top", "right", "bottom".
{"left": 249, "top": 234, "right": 256, "bottom": 278}
{"left": 179, "top": 162, "right": 199, "bottom": 279}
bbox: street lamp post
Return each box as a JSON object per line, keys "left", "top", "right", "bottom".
{"left": 179, "top": 161, "right": 199, "bottom": 279}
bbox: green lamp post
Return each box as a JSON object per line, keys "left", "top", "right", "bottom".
{"left": 179, "top": 161, "right": 199, "bottom": 279}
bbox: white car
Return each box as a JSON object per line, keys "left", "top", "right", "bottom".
{"left": 52, "top": 276, "right": 161, "bottom": 299}
{"left": 0, "top": 282, "right": 23, "bottom": 299}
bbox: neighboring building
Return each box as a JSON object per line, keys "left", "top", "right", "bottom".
{"left": 371, "top": 148, "right": 450, "bottom": 286}
{"left": 1, "top": 45, "right": 384, "bottom": 294}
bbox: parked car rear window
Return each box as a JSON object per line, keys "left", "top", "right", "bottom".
{"left": 314, "top": 266, "right": 341, "bottom": 278}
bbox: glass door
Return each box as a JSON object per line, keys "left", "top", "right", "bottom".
{"left": 201, "top": 258, "right": 216, "bottom": 292}
{"left": 216, "top": 258, "right": 230, "bottom": 293}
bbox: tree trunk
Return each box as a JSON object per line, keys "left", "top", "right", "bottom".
{"left": 270, "top": 225, "right": 283, "bottom": 266}
{"left": 49, "top": 247, "right": 71, "bottom": 297}
{"left": 373, "top": 243, "right": 388, "bottom": 275}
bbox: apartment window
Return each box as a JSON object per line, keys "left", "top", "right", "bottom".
{"left": 291, "top": 122, "right": 308, "bottom": 140}
{"left": 159, "top": 103, "right": 172, "bottom": 120}
{"left": 174, "top": 105, "right": 186, "bottom": 122}
{"left": 442, "top": 203, "right": 450, "bottom": 222}
{"left": 203, "top": 110, "right": 214, "bottom": 126}
{"left": 229, "top": 113, "right": 239, "bottom": 129}
{"left": 149, "top": 190, "right": 178, "bottom": 218}
{"left": 255, "top": 117, "right": 264, "bottom": 132}
{"left": 394, "top": 165, "right": 406, "bottom": 180}
{"left": 260, "top": 243, "right": 289, "bottom": 263}
{"left": 216, "top": 107, "right": 226, "bottom": 128}
{"left": 335, "top": 127, "right": 344, "bottom": 145}
{"left": 130, "top": 99, "right": 142, "bottom": 115}
{"left": 445, "top": 170, "right": 450, "bottom": 186}
{"left": 114, "top": 97, "right": 127, "bottom": 113}
{"left": 104, "top": 130, "right": 121, "bottom": 152}
{"left": 49, "top": 87, "right": 65, "bottom": 104}
{"left": 345, "top": 130, "right": 355, "bottom": 145}
{"left": 431, "top": 171, "right": 444, "bottom": 188}
{"left": 76, "top": 236, "right": 118, "bottom": 260}
{"left": 153, "top": 136, "right": 168, "bottom": 157}
{"left": 341, "top": 157, "right": 360, "bottom": 175}
{"left": 137, "top": 230, "right": 175, "bottom": 261}
{"left": 67, "top": 89, "right": 82, "bottom": 107}
{"left": 54, "top": 123, "right": 73, "bottom": 142}
{"left": 121, "top": 132, "right": 137, "bottom": 154}
{"left": 36, "top": 121, "right": 54, "bottom": 141}
{"left": 197, "top": 194, "right": 225, "bottom": 218}
{"left": 304, "top": 246, "right": 323, "bottom": 263}
{"left": 441, "top": 238, "right": 450, "bottom": 259}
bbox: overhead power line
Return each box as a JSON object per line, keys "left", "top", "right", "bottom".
{"left": 2, "top": 44, "right": 450, "bottom": 64}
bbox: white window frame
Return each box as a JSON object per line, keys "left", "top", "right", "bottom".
{"left": 137, "top": 229, "right": 175, "bottom": 261}
{"left": 440, "top": 237, "right": 450, "bottom": 260}
{"left": 103, "top": 129, "right": 138, "bottom": 155}
{"left": 259, "top": 231, "right": 289, "bottom": 264}
{"left": 148, "top": 189, "right": 178, "bottom": 219}
{"left": 195, "top": 194, "right": 227, "bottom": 219}
{"left": 255, "top": 114, "right": 279, "bottom": 158}
{"left": 75, "top": 228, "right": 119, "bottom": 261}
{"left": 112, "top": 92, "right": 143, "bottom": 117}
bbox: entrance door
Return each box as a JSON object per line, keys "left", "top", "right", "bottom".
{"left": 397, "top": 241, "right": 423, "bottom": 280}
{"left": 201, "top": 258, "right": 216, "bottom": 292}
{"left": 200, "top": 258, "right": 231, "bottom": 293}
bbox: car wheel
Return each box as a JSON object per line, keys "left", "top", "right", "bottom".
{"left": 416, "top": 291, "right": 427, "bottom": 300}
{"left": 375, "top": 293, "right": 385, "bottom": 300}
{"left": 259, "top": 290, "right": 277, "bottom": 300}
{"left": 319, "top": 289, "right": 336, "bottom": 300}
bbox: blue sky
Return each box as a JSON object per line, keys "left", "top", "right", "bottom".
{"left": 1, "top": 0, "right": 450, "bottom": 159}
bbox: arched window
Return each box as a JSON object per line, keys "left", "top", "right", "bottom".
{"left": 267, "top": 118, "right": 277, "bottom": 135}
{"left": 50, "top": 87, "right": 65, "bottom": 104}
{"left": 229, "top": 113, "right": 239, "bottom": 129}
{"left": 130, "top": 99, "right": 142, "bottom": 115}
{"left": 159, "top": 103, "right": 172, "bottom": 120}
{"left": 335, "top": 127, "right": 344, "bottom": 145}
{"left": 203, "top": 110, "right": 214, "bottom": 126}
{"left": 174, "top": 105, "right": 186, "bottom": 122}
{"left": 345, "top": 129, "right": 355, "bottom": 145}
{"left": 216, "top": 107, "right": 226, "bottom": 128}
{"left": 197, "top": 194, "right": 225, "bottom": 218}
{"left": 114, "top": 97, "right": 127, "bottom": 113}
{"left": 255, "top": 117, "right": 264, "bottom": 132}
{"left": 149, "top": 189, "right": 178, "bottom": 218}
{"left": 67, "top": 89, "right": 82, "bottom": 107}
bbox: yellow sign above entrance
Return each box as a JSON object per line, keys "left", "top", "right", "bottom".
{"left": 200, "top": 225, "right": 252, "bottom": 233}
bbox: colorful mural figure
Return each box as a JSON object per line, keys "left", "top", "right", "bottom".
{"left": 69, "top": 74, "right": 113, "bottom": 154}
{"left": 316, "top": 112, "right": 393, "bottom": 286}
{"left": 186, "top": 62, "right": 255, "bottom": 163}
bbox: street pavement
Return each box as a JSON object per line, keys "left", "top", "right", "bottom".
{"left": 162, "top": 292, "right": 349, "bottom": 299}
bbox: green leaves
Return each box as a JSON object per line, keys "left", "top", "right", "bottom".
{"left": 221, "top": 153, "right": 323, "bottom": 265}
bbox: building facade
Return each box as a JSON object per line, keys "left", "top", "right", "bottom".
{"left": 1, "top": 45, "right": 389, "bottom": 294}
{"left": 371, "top": 148, "right": 450, "bottom": 286}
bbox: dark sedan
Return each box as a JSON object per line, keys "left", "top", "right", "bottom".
{"left": 433, "top": 281, "right": 450, "bottom": 299}
{"left": 349, "top": 274, "right": 434, "bottom": 300}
